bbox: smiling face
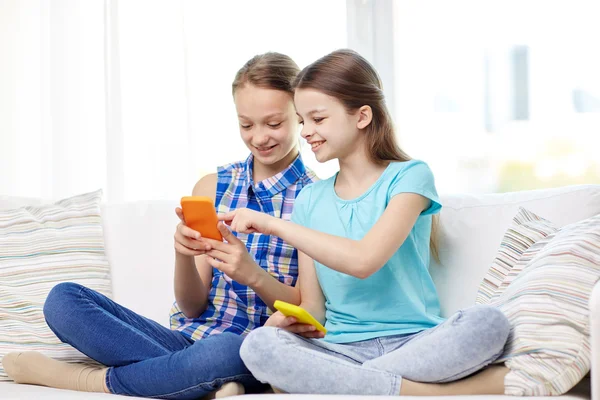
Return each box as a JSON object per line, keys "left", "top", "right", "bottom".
{"left": 234, "top": 84, "right": 300, "bottom": 168}
{"left": 294, "top": 88, "right": 363, "bottom": 163}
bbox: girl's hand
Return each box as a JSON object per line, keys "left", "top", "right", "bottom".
{"left": 218, "top": 208, "right": 275, "bottom": 235}
{"left": 200, "top": 223, "right": 264, "bottom": 287}
{"left": 264, "top": 311, "right": 326, "bottom": 339}
{"left": 173, "top": 207, "right": 210, "bottom": 257}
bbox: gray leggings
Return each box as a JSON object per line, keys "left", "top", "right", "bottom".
{"left": 240, "top": 305, "right": 509, "bottom": 395}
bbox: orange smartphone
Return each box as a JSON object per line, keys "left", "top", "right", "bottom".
{"left": 180, "top": 196, "right": 223, "bottom": 241}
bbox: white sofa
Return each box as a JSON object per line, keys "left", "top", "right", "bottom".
{"left": 1, "top": 184, "right": 600, "bottom": 400}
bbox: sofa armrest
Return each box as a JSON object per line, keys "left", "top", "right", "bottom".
{"left": 590, "top": 281, "right": 600, "bottom": 400}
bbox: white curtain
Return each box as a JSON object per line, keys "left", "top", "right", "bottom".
{"left": 1, "top": 0, "right": 108, "bottom": 200}
{"left": 0, "top": 0, "right": 345, "bottom": 202}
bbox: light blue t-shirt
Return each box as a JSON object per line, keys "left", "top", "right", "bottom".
{"left": 291, "top": 160, "right": 445, "bottom": 343}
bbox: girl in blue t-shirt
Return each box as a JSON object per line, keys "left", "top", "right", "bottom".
{"left": 211, "top": 49, "right": 511, "bottom": 396}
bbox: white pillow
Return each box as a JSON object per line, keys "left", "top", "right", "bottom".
{"left": 0, "top": 190, "right": 112, "bottom": 380}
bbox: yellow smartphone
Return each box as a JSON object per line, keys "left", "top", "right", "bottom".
{"left": 273, "top": 300, "right": 327, "bottom": 334}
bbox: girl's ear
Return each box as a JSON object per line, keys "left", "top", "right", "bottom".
{"left": 356, "top": 105, "right": 373, "bottom": 130}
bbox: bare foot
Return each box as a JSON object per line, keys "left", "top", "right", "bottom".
{"left": 215, "top": 382, "right": 245, "bottom": 398}
{"left": 271, "top": 386, "right": 287, "bottom": 394}
{"left": 400, "top": 365, "right": 509, "bottom": 396}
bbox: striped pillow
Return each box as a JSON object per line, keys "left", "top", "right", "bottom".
{"left": 0, "top": 190, "right": 112, "bottom": 380}
{"left": 476, "top": 207, "right": 558, "bottom": 304}
{"left": 490, "top": 212, "right": 600, "bottom": 395}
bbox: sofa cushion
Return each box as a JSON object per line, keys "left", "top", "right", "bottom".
{"left": 0, "top": 378, "right": 592, "bottom": 400}
{"left": 489, "top": 212, "right": 600, "bottom": 395}
{"left": 101, "top": 201, "right": 178, "bottom": 327}
{"left": 0, "top": 190, "right": 112, "bottom": 380}
{"left": 476, "top": 207, "right": 558, "bottom": 304}
{"left": 0, "top": 381, "right": 147, "bottom": 398}
{"left": 431, "top": 184, "right": 600, "bottom": 317}
{"left": 95, "top": 185, "right": 600, "bottom": 324}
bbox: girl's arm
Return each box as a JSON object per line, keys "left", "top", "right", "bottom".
{"left": 249, "top": 258, "right": 301, "bottom": 310}
{"left": 203, "top": 224, "right": 301, "bottom": 310}
{"left": 263, "top": 249, "right": 326, "bottom": 338}
{"left": 297, "top": 250, "right": 326, "bottom": 324}
{"left": 221, "top": 193, "right": 429, "bottom": 279}
{"left": 176, "top": 174, "right": 301, "bottom": 316}
{"left": 173, "top": 175, "right": 216, "bottom": 318}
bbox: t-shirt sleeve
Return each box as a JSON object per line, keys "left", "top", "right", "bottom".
{"left": 387, "top": 160, "right": 442, "bottom": 216}
{"left": 291, "top": 184, "right": 313, "bottom": 226}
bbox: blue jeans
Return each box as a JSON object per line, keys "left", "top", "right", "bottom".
{"left": 43, "top": 282, "right": 265, "bottom": 399}
{"left": 240, "top": 305, "right": 510, "bottom": 395}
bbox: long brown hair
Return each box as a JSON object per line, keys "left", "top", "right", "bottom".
{"left": 232, "top": 52, "right": 300, "bottom": 96}
{"left": 293, "top": 49, "right": 440, "bottom": 260}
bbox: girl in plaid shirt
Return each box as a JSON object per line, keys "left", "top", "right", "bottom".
{"left": 3, "top": 53, "right": 317, "bottom": 399}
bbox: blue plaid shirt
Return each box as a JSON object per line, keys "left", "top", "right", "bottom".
{"left": 170, "top": 154, "right": 318, "bottom": 341}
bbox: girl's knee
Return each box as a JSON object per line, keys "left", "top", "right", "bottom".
{"left": 212, "top": 332, "right": 246, "bottom": 358}
{"left": 240, "top": 327, "right": 280, "bottom": 373}
{"left": 488, "top": 307, "right": 510, "bottom": 333}
{"left": 43, "top": 282, "right": 84, "bottom": 325}
{"left": 476, "top": 306, "right": 509, "bottom": 333}
{"left": 466, "top": 305, "right": 510, "bottom": 351}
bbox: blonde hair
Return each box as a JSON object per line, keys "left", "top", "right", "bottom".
{"left": 232, "top": 52, "right": 300, "bottom": 96}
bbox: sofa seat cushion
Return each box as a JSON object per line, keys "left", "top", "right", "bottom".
{"left": 0, "top": 376, "right": 592, "bottom": 400}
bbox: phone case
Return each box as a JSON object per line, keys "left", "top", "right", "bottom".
{"left": 273, "top": 300, "right": 327, "bottom": 334}
{"left": 180, "top": 196, "right": 223, "bottom": 241}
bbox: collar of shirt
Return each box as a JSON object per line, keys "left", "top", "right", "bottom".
{"left": 242, "top": 153, "right": 307, "bottom": 201}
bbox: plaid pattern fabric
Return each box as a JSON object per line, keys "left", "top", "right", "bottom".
{"left": 170, "top": 154, "right": 318, "bottom": 341}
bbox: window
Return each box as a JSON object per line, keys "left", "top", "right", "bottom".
{"left": 392, "top": 0, "right": 600, "bottom": 193}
